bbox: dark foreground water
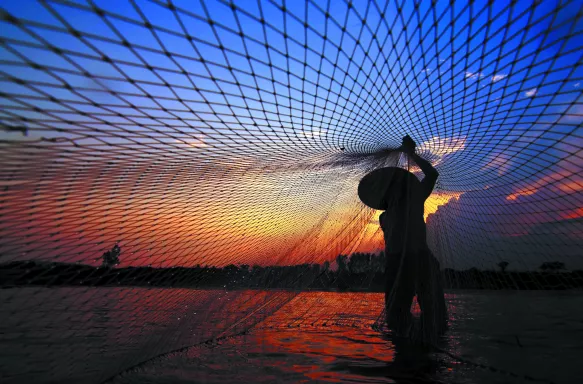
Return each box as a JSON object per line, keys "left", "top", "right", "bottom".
{"left": 1, "top": 288, "right": 582, "bottom": 384}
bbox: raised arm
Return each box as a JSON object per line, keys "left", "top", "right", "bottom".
{"left": 410, "top": 152, "right": 438, "bottom": 180}
{"left": 400, "top": 135, "right": 438, "bottom": 200}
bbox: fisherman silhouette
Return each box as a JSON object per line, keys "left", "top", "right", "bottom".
{"left": 358, "top": 135, "right": 447, "bottom": 342}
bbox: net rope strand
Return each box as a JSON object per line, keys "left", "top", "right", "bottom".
{"left": 0, "top": 0, "right": 582, "bottom": 383}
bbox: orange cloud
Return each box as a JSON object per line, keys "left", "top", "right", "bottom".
{"left": 507, "top": 172, "right": 582, "bottom": 201}
{"left": 561, "top": 207, "right": 583, "bottom": 220}
{"left": 345, "top": 191, "right": 463, "bottom": 255}
{"left": 506, "top": 149, "right": 582, "bottom": 201}
{"left": 556, "top": 180, "right": 583, "bottom": 194}
{"left": 506, "top": 188, "right": 537, "bottom": 201}
{"left": 424, "top": 192, "right": 463, "bottom": 221}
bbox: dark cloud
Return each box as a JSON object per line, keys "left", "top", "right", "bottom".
{"left": 427, "top": 183, "right": 583, "bottom": 270}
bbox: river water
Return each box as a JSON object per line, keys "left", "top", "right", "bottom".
{"left": 1, "top": 288, "right": 582, "bottom": 383}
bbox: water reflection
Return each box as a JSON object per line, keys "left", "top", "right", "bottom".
{"left": 0, "top": 288, "right": 296, "bottom": 384}
{"left": 248, "top": 292, "right": 453, "bottom": 383}
{"left": 121, "top": 291, "right": 457, "bottom": 383}
{"left": 3, "top": 289, "right": 581, "bottom": 384}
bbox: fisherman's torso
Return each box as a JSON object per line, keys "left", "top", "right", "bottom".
{"left": 379, "top": 192, "right": 428, "bottom": 254}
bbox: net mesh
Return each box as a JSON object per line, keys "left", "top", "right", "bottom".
{"left": 0, "top": 0, "right": 582, "bottom": 383}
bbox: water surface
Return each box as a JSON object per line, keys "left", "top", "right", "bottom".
{"left": 1, "top": 288, "right": 581, "bottom": 383}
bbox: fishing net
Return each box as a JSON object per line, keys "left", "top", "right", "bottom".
{"left": 0, "top": 0, "right": 582, "bottom": 383}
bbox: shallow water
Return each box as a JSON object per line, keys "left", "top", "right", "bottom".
{"left": 1, "top": 288, "right": 582, "bottom": 383}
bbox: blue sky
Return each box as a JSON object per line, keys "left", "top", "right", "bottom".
{"left": 0, "top": 0, "right": 581, "bottom": 268}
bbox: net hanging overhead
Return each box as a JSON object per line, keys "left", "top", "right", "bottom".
{"left": 0, "top": 0, "right": 582, "bottom": 383}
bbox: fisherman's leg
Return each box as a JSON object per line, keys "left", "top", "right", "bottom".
{"left": 433, "top": 255, "right": 448, "bottom": 331}
{"left": 416, "top": 251, "right": 447, "bottom": 341}
{"left": 385, "top": 253, "right": 415, "bottom": 335}
{"left": 424, "top": 251, "right": 447, "bottom": 331}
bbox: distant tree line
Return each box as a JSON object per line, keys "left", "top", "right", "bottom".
{"left": 1, "top": 248, "right": 581, "bottom": 290}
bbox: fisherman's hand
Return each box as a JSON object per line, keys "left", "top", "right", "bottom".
{"left": 401, "top": 135, "right": 416, "bottom": 154}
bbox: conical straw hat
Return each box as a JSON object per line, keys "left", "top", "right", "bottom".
{"left": 358, "top": 167, "right": 421, "bottom": 210}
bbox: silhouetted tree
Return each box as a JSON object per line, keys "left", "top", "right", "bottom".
{"left": 102, "top": 244, "right": 120, "bottom": 268}
{"left": 311, "top": 263, "right": 321, "bottom": 276}
{"left": 497, "top": 261, "right": 509, "bottom": 272}
{"left": 372, "top": 251, "right": 386, "bottom": 273}
{"left": 348, "top": 252, "right": 372, "bottom": 274}
{"left": 224, "top": 264, "right": 238, "bottom": 275}
{"left": 540, "top": 261, "right": 565, "bottom": 271}
{"left": 336, "top": 254, "right": 348, "bottom": 274}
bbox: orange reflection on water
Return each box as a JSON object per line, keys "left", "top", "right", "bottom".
{"left": 256, "top": 292, "right": 395, "bottom": 365}
{"left": 246, "top": 291, "right": 457, "bottom": 382}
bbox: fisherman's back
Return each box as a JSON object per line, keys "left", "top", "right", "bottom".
{"left": 379, "top": 190, "right": 428, "bottom": 254}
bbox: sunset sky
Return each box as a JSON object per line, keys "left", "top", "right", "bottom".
{"left": 0, "top": 0, "right": 581, "bottom": 270}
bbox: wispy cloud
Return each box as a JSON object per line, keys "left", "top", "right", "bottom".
{"left": 491, "top": 74, "right": 507, "bottom": 82}
{"left": 416, "top": 136, "right": 467, "bottom": 167}
{"left": 176, "top": 135, "right": 207, "bottom": 148}
{"left": 465, "top": 72, "right": 507, "bottom": 83}
{"left": 465, "top": 71, "right": 484, "bottom": 80}
{"left": 419, "top": 136, "right": 466, "bottom": 155}
{"left": 524, "top": 88, "right": 538, "bottom": 97}
{"left": 481, "top": 152, "right": 513, "bottom": 176}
